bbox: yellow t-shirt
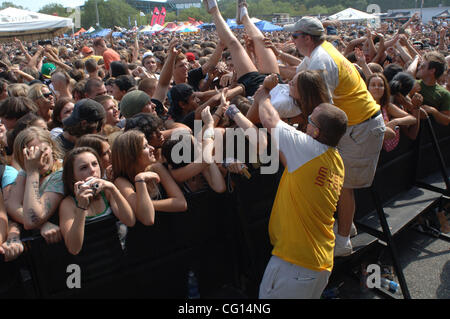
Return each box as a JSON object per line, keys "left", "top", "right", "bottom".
{"left": 297, "top": 41, "right": 379, "bottom": 126}
{"left": 270, "top": 120, "right": 344, "bottom": 272}
{"left": 82, "top": 55, "right": 103, "bottom": 63}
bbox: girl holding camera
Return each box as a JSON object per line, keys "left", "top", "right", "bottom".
{"left": 59, "top": 147, "right": 135, "bottom": 255}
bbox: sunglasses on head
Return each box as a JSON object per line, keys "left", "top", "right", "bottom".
{"left": 308, "top": 115, "right": 320, "bottom": 130}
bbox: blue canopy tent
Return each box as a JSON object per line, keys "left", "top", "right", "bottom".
{"left": 89, "top": 28, "right": 111, "bottom": 38}
{"left": 197, "top": 23, "right": 215, "bottom": 30}
{"left": 225, "top": 19, "right": 281, "bottom": 31}
{"left": 226, "top": 19, "right": 244, "bottom": 29}
{"left": 255, "top": 20, "right": 283, "bottom": 32}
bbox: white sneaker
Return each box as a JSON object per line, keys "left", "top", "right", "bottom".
{"left": 203, "top": 0, "right": 218, "bottom": 14}
{"left": 334, "top": 239, "right": 353, "bottom": 257}
{"left": 350, "top": 222, "right": 357, "bottom": 237}
{"left": 333, "top": 221, "right": 357, "bottom": 237}
{"left": 236, "top": 0, "right": 247, "bottom": 24}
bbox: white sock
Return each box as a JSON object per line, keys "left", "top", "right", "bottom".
{"left": 207, "top": 0, "right": 217, "bottom": 9}
{"left": 335, "top": 233, "right": 350, "bottom": 247}
{"left": 240, "top": 6, "right": 248, "bottom": 18}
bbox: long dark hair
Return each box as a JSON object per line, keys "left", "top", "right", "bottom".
{"left": 62, "top": 146, "right": 104, "bottom": 197}
{"left": 367, "top": 72, "right": 391, "bottom": 108}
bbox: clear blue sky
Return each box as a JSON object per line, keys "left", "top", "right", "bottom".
{"left": 4, "top": 0, "right": 86, "bottom": 13}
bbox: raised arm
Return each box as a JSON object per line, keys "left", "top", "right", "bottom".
{"left": 44, "top": 48, "right": 72, "bottom": 72}
{"left": 201, "top": 41, "right": 225, "bottom": 76}
{"left": 21, "top": 147, "right": 64, "bottom": 230}
{"left": 199, "top": 107, "right": 226, "bottom": 193}
{"left": 264, "top": 38, "right": 301, "bottom": 67}
{"left": 257, "top": 86, "right": 280, "bottom": 130}
{"left": 14, "top": 38, "right": 32, "bottom": 62}
{"left": 152, "top": 39, "right": 179, "bottom": 103}
{"left": 344, "top": 37, "right": 367, "bottom": 57}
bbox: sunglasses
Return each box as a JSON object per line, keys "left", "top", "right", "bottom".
{"left": 42, "top": 92, "right": 53, "bottom": 98}
{"left": 308, "top": 115, "right": 320, "bottom": 129}
{"left": 292, "top": 32, "right": 306, "bottom": 39}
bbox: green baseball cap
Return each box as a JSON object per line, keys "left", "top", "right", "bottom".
{"left": 41, "top": 63, "right": 56, "bottom": 79}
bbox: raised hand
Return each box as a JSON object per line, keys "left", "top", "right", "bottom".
{"left": 201, "top": 106, "right": 214, "bottom": 126}
{"left": 40, "top": 221, "right": 62, "bottom": 244}
{"left": 23, "top": 146, "right": 44, "bottom": 172}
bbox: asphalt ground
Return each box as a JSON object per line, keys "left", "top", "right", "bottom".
{"left": 325, "top": 220, "right": 450, "bottom": 299}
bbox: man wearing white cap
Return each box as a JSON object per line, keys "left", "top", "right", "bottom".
{"left": 284, "top": 17, "right": 386, "bottom": 257}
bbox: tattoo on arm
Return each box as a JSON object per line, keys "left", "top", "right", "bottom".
{"left": 32, "top": 181, "right": 40, "bottom": 200}
{"left": 27, "top": 209, "right": 40, "bottom": 225}
{"left": 44, "top": 197, "right": 52, "bottom": 217}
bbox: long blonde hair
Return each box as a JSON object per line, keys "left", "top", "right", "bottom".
{"left": 13, "top": 127, "right": 63, "bottom": 172}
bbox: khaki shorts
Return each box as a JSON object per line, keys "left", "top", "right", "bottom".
{"left": 337, "top": 114, "right": 385, "bottom": 189}
{"left": 259, "top": 255, "right": 331, "bottom": 299}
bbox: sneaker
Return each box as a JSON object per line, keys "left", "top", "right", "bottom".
{"left": 350, "top": 222, "right": 357, "bottom": 237}
{"left": 334, "top": 239, "right": 353, "bottom": 257}
{"left": 203, "top": 0, "right": 218, "bottom": 14}
{"left": 333, "top": 221, "right": 357, "bottom": 237}
{"left": 236, "top": 0, "right": 247, "bottom": 25}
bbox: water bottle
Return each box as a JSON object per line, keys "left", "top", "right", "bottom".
{"left": 187, "top": 270, "right": 200, "bottom": 299}
{"left": 381, "top": 277, "right": 399, "bottom": 294}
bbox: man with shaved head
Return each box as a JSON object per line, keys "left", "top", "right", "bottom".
{"left": 253, "top": 84, "right": 348, "bottom": 299}
{"left": 51, "top": 71, "right": 72, "bottom": 100}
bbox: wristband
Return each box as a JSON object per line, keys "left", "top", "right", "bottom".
{"left": 203, "top": 127, "right": 215, "bottom": 140}
{"left": 76, "top": 202, "right": 89, "bottom": 210}
{"left": 135, "top": 179, "right": 146, "bottom": 183}
{"left": 225, "top": 104, "right": 240, "bottom": 120}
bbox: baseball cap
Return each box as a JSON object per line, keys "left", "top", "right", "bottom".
{"left": 63, "top": 98, "right": 106, "bottom": 127}
{"left": 143, "top": 51, "right": 154, "bottom": 59}
{"left": 185, "top": 52, "right": 196, "bottom": 62}
{"left": 284, "top": 17, "right": 325, "bottom": 36}
{"left": 41, "top": 63, "right": 56, "bottom": 79}
{"left": 81, "top": 46, "right": 93, "bottom": 55}
{"left": 119, "top": 90, "right": 152, "bottom": 119}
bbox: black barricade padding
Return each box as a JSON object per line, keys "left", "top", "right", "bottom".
{"left": 0, "top": 258, "right": 27, "bottom": 298}
{"left": 123, "top": 190, "right": 239, "bottom": 297}
{"left": 27, "top": 214, "right": 125, "bottom": 297}
{"left": 183, "top": 190, "right": 240, "bottom": 297}
{"left": 229, "top": 164, "right": 284, "bottom": 297}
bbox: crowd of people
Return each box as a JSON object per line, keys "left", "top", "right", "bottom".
{"left": 0, "top": 0, "right": 449, "bottom": 298}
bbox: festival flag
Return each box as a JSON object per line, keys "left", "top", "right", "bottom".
{"left": 157, "top": 7, "right": 166, "bottom": 26}
{"left": 150, "top": 7, "right": 160, "bottom": 26}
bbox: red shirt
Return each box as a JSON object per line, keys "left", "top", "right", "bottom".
{"left": 103, "top": 48, "right": 120, "bottom": 71}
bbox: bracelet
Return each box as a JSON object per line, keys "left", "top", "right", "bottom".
{"left": 203, "top": 127, "right": 215, "bottom": 140}
{"left": 135, "top": 179, "right": 146, "bottom": 183}
{"left": 76, "top": 202, "right": 89, "bottom": 210}
{"left": 225, "top": 104, "right": 241, "bottom": 120}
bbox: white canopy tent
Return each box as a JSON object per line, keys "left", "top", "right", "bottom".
{"left": 0, "top": 7, "right": 73, "bottom": 42}
{"left": 328, "top": 8, "right": 380, "bottom": 27}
